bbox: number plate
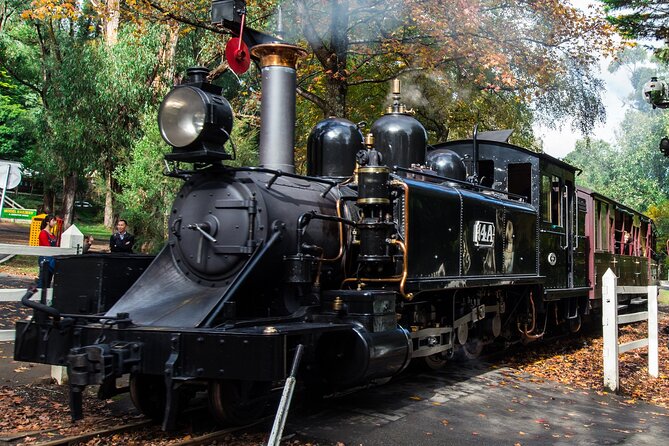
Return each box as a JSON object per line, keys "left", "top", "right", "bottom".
{"left": 473, "top": 221, "right": 495, "bottom": 247}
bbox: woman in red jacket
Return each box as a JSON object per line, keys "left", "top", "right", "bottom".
{"left": 37, "top": 215, "right": 57, "bottom": 288}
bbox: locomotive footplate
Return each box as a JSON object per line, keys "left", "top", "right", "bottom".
{"left": 14, "top": 320, "right": 353, "bottom": 382}
{"left": 15, "top": 318, "right": 355, "bottom": 426}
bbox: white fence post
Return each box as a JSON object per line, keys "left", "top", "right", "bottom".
{"left": 648, "top": 285, "right": 659, "bottom": 378}
{"left": 602, "top": 268, "right": 619, "bottom": 392}
{"left": 51, "top": 366, "right": 67, "bottom": 384}
{"left": 602, "top": 268, "right": 659, "bottom": 392}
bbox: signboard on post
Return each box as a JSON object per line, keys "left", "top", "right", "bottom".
{"left": 1, "top": 208, "right": 37, "bottom": 220}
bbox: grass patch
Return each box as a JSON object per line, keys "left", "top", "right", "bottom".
{"left": 74, "top": 222, "right": 110, "bottom": 239}
{"left": 1, "top": 255, "right": 39, "bottom": 276}
{"left": 660, "top": 289, "right": 669, "bottom": 306}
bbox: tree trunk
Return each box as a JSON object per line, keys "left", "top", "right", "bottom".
{"left": 325, "top": 0, "right": 349, "bottom": 118}
{"left": 42, "top": 188, "right": 55, "bottom": 214}
{"left": 102, "top": 159, "right": 118, "bottom": 228}
{"left": 151, "top": 21, "right": 180, "bottom": 95}
{"left": 104, "top": 0, "right": 120, "bottom": 45}
{"left": 61, "top": 171, "right": 77, "bottom": 229}
{"left": 298, "top": 0, "right": 349, "bottom": 118}
{"left": 323, "top": 77, "right": 348, "bottom": 118}
{"left": 104, "top": 187, "right": 114, "bottom": 228}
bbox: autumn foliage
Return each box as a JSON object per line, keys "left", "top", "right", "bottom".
{"left": 507, "top": 314, "right": 669, "bottom": 408}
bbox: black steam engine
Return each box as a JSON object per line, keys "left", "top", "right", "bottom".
{"left": 14, "top": 0, "right": 658, "bottom": 430}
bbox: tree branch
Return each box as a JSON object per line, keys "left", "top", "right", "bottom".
{"left": 0, "top": 60, "right": 44, "bottom": 101}
{"left": 297, "top": 85, "right": 326, "bottom": 111}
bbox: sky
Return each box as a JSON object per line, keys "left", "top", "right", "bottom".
{"left": 534, "top": 0, "right": 636, "bottom": 159}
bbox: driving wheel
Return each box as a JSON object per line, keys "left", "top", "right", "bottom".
{"left": 129, "top": 373, "right": 166, "bottom": 421}
{"left": 208, "top": 379, "right": 272, "bottom": 425}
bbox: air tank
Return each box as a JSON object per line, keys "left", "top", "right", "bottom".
{"left": 426, "top": 148, "right": 467, "bottom": 181}
{"left": 307, "top": 117, "right": 363, "bottom": 178}
{"left": 370, "top": 79, "right": 427, "bottom": 169}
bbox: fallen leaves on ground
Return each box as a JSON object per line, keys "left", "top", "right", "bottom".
{"left": 505, "top": 314, "right": 669, "bottom": 408}
{"left": 0, "top": 384, "right": 332, "bottom": 445}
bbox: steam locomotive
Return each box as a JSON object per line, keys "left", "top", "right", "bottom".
{"left": 14, "top": 0, "right": 658, "bottom": 430}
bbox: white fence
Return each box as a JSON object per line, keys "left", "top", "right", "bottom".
{"left": 0, "top": 242, "right": 76, "bottom": 342}
{"left": 0, "top": 288, "right": 53, "bottom": 341}
{"left": 602, "top": 268, "right": 659, "bottom": 393}
{"left": 0, "top": 242, "right": 78, "bottom": 341}
{"left": 1, "top": 236, "right": 84, "bottom": 383}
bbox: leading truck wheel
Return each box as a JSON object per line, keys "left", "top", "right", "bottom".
{"left": 129, "top": 374, "right": 166, "bottom": 421}
{"left": 423, "top": 353, "right": 448, "bottom": 370}
{"left": 461, "top": 338, "right": 483, "bottom": 359}
{"left": 208, "top": 380, "right": 271, "bottom": 425}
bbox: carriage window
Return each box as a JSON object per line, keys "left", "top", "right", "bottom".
{"left": 541, "top": 175, "right": 562, "bottom": 225}
{"left": 595, "top": 201, "right": 610, "bottom": 251}
{"left": 640, "top": 222, "right": 648, "bottom": 256}
{"left": 508, "top": 163, "right": 532, "bottom": 202}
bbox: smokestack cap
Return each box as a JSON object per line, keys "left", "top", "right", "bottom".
{"left": 251, "top": 43, "right": 308, "bottom": 69}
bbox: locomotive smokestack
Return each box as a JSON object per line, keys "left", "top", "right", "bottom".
{"left": 251, "top": 43, "right": 307, "bottom": 173}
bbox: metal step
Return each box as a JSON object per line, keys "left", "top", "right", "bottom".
{"left": 617, "top": 304, "right": 629, "bottom": 312}
{"left": 630, "top": 298, "right": 647, "bottom": 305}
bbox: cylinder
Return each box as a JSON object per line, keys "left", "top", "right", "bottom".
{"left": 251, "top": 43, "right": 307, "bottom": 173}
{"left": 283, "top": 254, "right": 314, "bottom": 284}
{"left": 357, "top": 220, "right": 395, "bottom": 264}
{"left": 357, "top": 166, "right": 390, "bottom": 205}
{"left": 316, "top": 325, "right": 412, "bottom": 388}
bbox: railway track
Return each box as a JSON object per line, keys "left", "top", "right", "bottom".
{"left": 0, "top": 410, "right": 273, "bottom": 446}
{"left": 0, "top": 420, "right": 153, "bottom": 446}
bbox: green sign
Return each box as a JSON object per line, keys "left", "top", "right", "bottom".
{"left": 1, "top": 208, "right": 37, "bottom": 220}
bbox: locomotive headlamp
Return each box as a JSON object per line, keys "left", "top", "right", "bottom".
{"left": 159, "top": 67, "right": 234, "bottom": 163}
{"left": 160, "top": 87, "right": 207, "bottom": 147}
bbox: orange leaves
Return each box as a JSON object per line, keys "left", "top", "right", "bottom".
{"left": 21, "top": 0, "right": 82, "bottom": 22}
{"left": 508, "top": 314, "right": 669, "bottom": 409}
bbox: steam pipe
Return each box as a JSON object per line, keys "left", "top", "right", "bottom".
{"left": 321, "top": 198, "right": 346, "bottom": 263}
{"left": 340, "top": 239, "right": 410, "bottom": 299}
{"left": 517, "top": 291, "right": 546, "bottom": 340}
{"left": 469, "top": 123, "right": 479, "bottom": 184}
{"left": 296, "top": 211, "right": 357, "bottom": 255}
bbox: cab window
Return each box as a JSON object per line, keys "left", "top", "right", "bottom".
{"left": 541, "top": 175, "right": 561, "bottom": 225}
